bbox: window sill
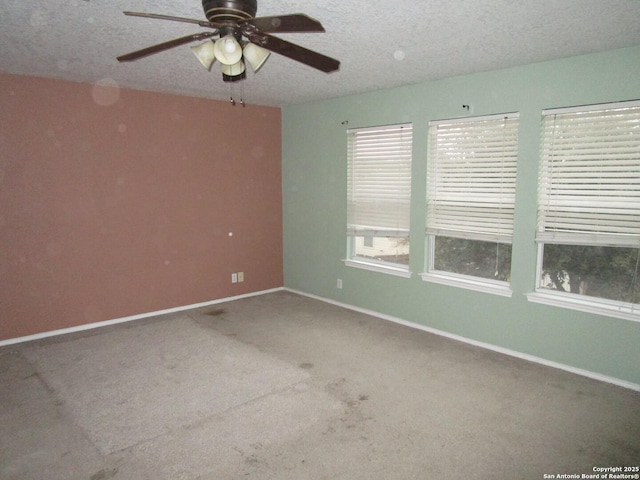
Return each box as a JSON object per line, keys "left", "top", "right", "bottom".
{"left": 526, "top": 291, "right": 640, "bottom": 323}
{"left": 420, "top": 271, "right": 512, "bottom": 297}
{"left": 343, "top": 259, "right": 412, "bottom": 278}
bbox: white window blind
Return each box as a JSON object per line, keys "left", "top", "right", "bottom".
{"left": 347, "top": 123, "right": 413, "bottom": 237}
{"left": 426, "top": 113, "right": 520, "bottom": 243}
{"left": 537, "top": 100, "right": 640, "bottom": 247}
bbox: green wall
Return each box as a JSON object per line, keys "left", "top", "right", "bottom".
{"left": 282, "top": 45, "right": 640, "bottom": 386}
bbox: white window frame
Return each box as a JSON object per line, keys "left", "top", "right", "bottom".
{"left": 422, "top": 112, "right": 520, "bottom": 297}
{"left": 344, "top": 123, "right": 413, "bottom": 277}
{"left": 527, "top": 100, "right": 640, "bottom": 322}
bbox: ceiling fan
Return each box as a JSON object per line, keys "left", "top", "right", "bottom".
{"left": 117, "top": 0, "right": 340, "bottom": 83}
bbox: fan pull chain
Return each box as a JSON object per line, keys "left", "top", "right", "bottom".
{"left": 228, "top": 82, "right": 246, "bottom": 107}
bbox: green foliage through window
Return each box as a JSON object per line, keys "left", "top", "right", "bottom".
{"left": 434, "top": 237, "right": 512, "bottom": 282}
{"left": 541, "top": 244, "right": 640, "bottom": 304}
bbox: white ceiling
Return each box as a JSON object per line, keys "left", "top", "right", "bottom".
{"left": 2, "top": 0, "right": 640, "bottom": 107}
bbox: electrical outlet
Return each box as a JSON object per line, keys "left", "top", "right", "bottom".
{"left": 238, "top": 272, "right": 244, "bottom": 282}
{"left": 231, "top": 273, "right": 238, "bottom": 283}
{"left": 337, "top": 278, "right": 342, "bottom": 289}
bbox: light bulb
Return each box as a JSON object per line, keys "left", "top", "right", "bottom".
{"left": 224, "top": 38, "right": 236, "bottom": 54}
{"left": 214, "top": 35, "right": 242, "bottom": 65}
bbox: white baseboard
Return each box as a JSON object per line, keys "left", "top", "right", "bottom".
{"left": 285, "top": 288, "right": 640, "bottom": 393}
{"left": 4, "top": 286, "right": 638, "bottom": 392}
{"left": 0, "top": 287, "right": 285, "bottom": 348}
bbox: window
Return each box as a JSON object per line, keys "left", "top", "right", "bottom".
{"left": 530, "top": 100, "right": 640, "bottom": 321}
{"left": 423, "top": 113, "right": 520, "bottom": 296}
{"left": 346, "top": 123, "right": 412, "bottom": 277}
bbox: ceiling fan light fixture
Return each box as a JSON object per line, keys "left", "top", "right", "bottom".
{"left": 214, "top": 35, "right": 242, "bottom": 65}
{"left": 190, "top": 40, "right": 216, "bottom": 70}
{"left": 117, "top": 3, "right": 341, "bottom": 79}
{"left": 220, "top": 59, "right": 246, "bottom": 77}
{"left": 222, "top": 70, "right": 247, "bottom": 82}
{"left": 243, "top": 42, "right": 270, "bottom": 73}
{"left": 221, "top": 59, "right": 246, "bottom": 82}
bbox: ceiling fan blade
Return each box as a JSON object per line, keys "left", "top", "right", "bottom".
{"left": 249, "top": 33, "right": 340, "bottom": 73}
{"left": 123, "top": 11, "right": 219, "bottom": 29}
{"left": 242, "top": 14, "right": 325, "bottom": 33}
{"left": 117, "top": 32, "right": 217, "bottom": 62}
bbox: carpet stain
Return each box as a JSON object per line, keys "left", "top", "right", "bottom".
{"left": 299, "top": 362, "right": 314, "bottom": 370}
{"left": 204, "top": 308, "right": 226, "bottom": 316}
{"left": 90, "top": 468, "right": 118, "bottom": 480}
{"left": 325, "top": 378, "right": 373, "bottom": 434}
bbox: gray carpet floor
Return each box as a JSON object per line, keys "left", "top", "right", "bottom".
{"left": 1, "top": 291, "right": 639, "bottom": 479}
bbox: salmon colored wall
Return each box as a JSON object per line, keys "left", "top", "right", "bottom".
{"left": 0, "top": 73, "right": 283, "bottom": 341}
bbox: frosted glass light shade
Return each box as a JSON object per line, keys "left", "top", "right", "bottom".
{"left": 220, "top": 60, "right": 246, "bottom": 76}
{"left": 243, "top": 42, "right": 271, "bottom": 73}
{"left": 214, "top": 35, "right": 242, "bottom": 65}
{"left": 190, "top": 41, "right": 216, "bottom": 70}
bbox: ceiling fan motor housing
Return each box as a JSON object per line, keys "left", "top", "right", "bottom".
{"left": 202, "top": 0, "right": 257, "bottom": 23}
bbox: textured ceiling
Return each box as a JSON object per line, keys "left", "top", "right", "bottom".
{"left": 2, "top": 0, "right": 640, "bottom": 107}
